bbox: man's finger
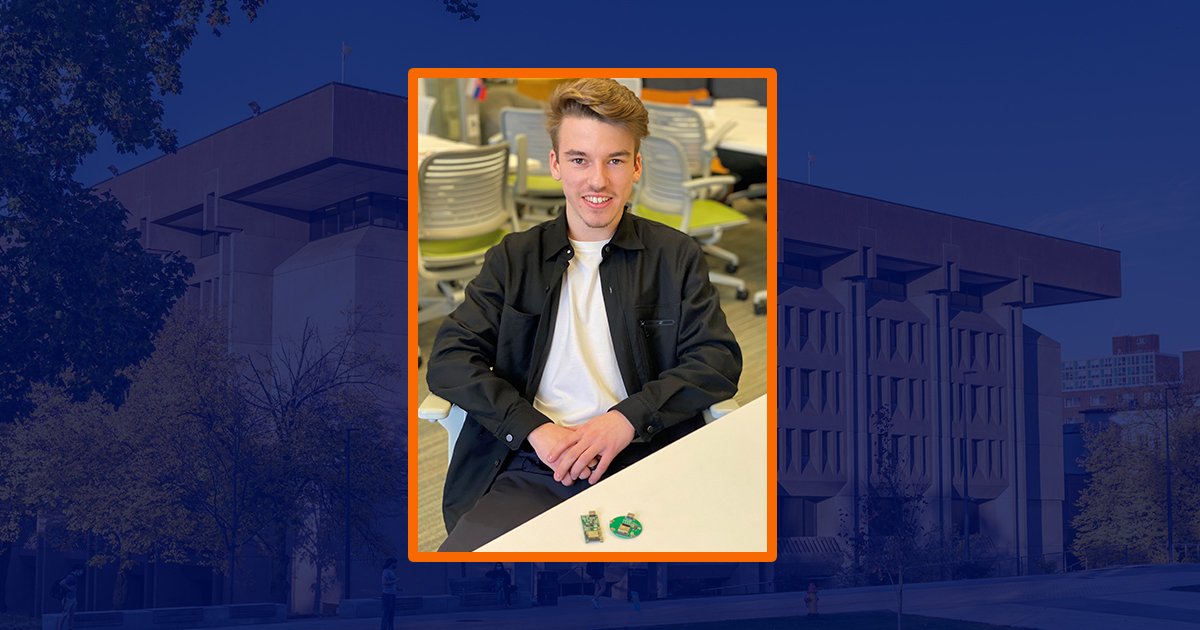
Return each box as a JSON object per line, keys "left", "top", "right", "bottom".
{"left": 545, "top": 432, "right": 579, "bottom": 467}
{"left": 578, "top": 455, "right": 602, "bottom": 480}
{"left": 570, "top": 445, "right": 603, "bottom": 481}
{"left": 553, "top": 440, "right": 587, "bottom": 482}
{"left": 588, "top": 452, "right": 615, "bottom": 485}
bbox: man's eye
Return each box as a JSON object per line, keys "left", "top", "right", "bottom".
{"left": 571, "top": 158, "right": 586, "bottom": 165}
{"left": 609, "top": 159, "right": 624, "bottom": 165}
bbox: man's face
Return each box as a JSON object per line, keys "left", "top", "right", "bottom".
{"left": 549, "top": 115, "right": 642, "bottom": 241}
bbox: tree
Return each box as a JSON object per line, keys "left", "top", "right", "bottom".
{"left": 0, "top": 0, "right": 265, "bottom": 609}
{"left": 3, "top": 386, "right": 199, "bottom": 609}
{"left": 841, "top": 405, "right": 941, "bottom": 630}
{"left": 1072, "top": 388, "right": 1200, "bottom": 567}
{"left": 118, "top": 307, "right": 283, "bottom": 603}
{"left": 0, "top": 0, "right": 267, "bottom": 420}
{"left": 242, "top": 311, "right": 404, "bottom": 605}
{"left": 0, "top": 307, "right": 405, "bottom": 607}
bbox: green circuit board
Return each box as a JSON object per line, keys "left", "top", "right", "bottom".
{"left": 609, "top": 513, "right": 643, "bottom": 539}
{"left": 581, "top": 511, "right": 604, "bottom": 543}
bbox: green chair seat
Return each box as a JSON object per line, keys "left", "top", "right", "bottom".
{"left": 509, "top": 174, "right": 563, "bottom": 195}
{"left": 634, "top": 199, "right": 749, "bottom": 233}
{"left": 419, "top": 229, "right": 506, "bottom": 262}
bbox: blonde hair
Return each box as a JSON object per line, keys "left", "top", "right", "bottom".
{"left": 546, "top": 78, "right": 649, "bottom": 152}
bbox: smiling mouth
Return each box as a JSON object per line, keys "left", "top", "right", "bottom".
{"left": 583, "top": 194, "right": 613, "bottom": 207}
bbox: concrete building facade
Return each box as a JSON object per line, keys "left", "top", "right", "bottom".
{"left": 775, "top": 182, "right": 1121, "bottom": 573}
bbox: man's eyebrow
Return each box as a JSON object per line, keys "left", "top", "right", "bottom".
{"left": 562, "top": 149, "right": 632, "bottom": 158}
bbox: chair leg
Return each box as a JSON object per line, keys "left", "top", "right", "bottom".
{"left": 753, "top": 290, "right": 767, "bottom": 315}
{"left": 418, "top": 281, "right": 466, "bottom": 324}
{"left": 417, "top": 297, "right": 458, "bottom": 324}
{"left": 708, "top": 272, "right": 748, "bottom": 301}
{"left": 702, "top": 244, "right": 740, "bottom": 266}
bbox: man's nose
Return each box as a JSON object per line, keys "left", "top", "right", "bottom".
{"left": 587, "top": 163, "right": 609, "bottom": 189}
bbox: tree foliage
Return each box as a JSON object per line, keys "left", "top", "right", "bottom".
{"left": 0, "top": 306, "right": 404, "bottom": 606}
{"left": 441, "top": 0, "right": 480, "bottom": 21}
{"left": 0, "top": 0, "right": 266, "bottom": 421}
{"left": 1072, "top": 389, "right": 1200, "bottom": 567}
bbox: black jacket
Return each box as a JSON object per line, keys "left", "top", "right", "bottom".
{"left": 427, "top": 211, "right": 742, "bottom": 532}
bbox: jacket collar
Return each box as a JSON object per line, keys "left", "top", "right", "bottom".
{"left": 540, "top": 207, "right": 647, "bottom": 261}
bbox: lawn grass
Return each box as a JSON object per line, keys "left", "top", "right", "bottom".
{"left": 606, "top": 610, "right": 1032, "bottom": 629}
{"left": 0, "top": 614, "right": 38, "bottom": 630}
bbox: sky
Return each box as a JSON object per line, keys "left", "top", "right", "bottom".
{"left": 78, "top": 0, "right": 1200, "bottom": 361}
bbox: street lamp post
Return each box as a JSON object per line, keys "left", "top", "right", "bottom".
{"left": 1165, "top": 386, "right": 1174, "bottom": 563}
{"left": 344, "top": 427, "right": 353, "bottom": 599}
{"left": 962, "top": 370, "right": 978, "bottom": 564}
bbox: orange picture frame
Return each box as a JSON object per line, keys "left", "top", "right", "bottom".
{"left": 408, "top": 67, "right": 778, "bottom": 563}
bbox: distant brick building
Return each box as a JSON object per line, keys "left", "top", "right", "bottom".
{"left": 1061, "top": 334, "right": 1187, "bottom": 423}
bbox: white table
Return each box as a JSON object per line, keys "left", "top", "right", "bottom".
{"left": 417, "top": 133, "right": 537, "bottom": 170}
{"left": 417, "top": 133, "right": 476, "bottom": 163}
{"left": 701, "top": 104, "right": 768, "bottom": 157}
{"left": 477, "top": 395, "right": 769, "bottom": 553}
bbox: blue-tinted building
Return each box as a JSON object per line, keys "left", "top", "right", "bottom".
{"left": 775, "top": 182, "right": 1121, "bottom": 574}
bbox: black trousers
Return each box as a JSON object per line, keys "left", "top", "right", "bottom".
{"left": 439, "top": 450, "right": 594, "bottom": 551}
{"left": 379, "top": 594, "right": 395, "bottom": 630}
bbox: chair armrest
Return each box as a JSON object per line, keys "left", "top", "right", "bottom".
{"left": 703, "top": 399, "right": 740, "bottom": 424}
{"left": 418, "top": 393, "right": 452, "bottom": 421}
{"left": 702, "top": 120, "right": 737, "bottom": 152}
{"left": 725, "top": 182, "right": 768, "bottom": 203}
{"left": 683, "top": 175, "right": 737, "bottom": 192}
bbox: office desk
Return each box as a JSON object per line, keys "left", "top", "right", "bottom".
{"left": 477, "top": 395, "right": 769, "bottom": 553}
{"left": 703, "top": 104, "right": 768, "bottom": 157}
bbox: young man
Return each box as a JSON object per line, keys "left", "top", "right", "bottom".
{"left": 428, "top": 78, "right": 742, "bottom": 551}
{"left": 379, "top": 558, "right": 397, "bottom": 630}
{"left": 55, "top": 568, "right": 83, "bottom": 630}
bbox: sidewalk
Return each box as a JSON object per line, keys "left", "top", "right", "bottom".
{"left": 254, "top": 564, "right": 1200, "bottom": 629}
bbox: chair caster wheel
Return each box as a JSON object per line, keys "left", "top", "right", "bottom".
{"left": 736, "top": 289, "right": 749, "bottom": 300}
{"left": 725, "top": 263, "right": 739, "bottom": 273}
{"left": 754, "top": 303, "right": 767, "bottom": 315}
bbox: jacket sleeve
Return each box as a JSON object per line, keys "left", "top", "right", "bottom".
{"left": 426, "top": 242, "right": 552, "bottom": 451}
{"left": 611, "top": 244, "right": 743, "bottom": 440}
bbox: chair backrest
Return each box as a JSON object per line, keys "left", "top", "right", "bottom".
{"left": 645, "top": 102, "right": 710, "bottom": 178}
{"left": 417, "top": 143, "right": 512, "bottom": 241}
{"left": 500, "top": 107, "right": 554, "bottom": 176}
{"left": 417, "top": 96, "right": 437, "bottom": 135}
{"left": 635, "top": 135, "right": 693, "bottom": 232}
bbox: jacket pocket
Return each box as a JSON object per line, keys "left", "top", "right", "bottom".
{"left": 635, "top": 303, "right": 681, "bottom": 376}
{"left": 496, "top": 303, "right": 539, "bottom": 380}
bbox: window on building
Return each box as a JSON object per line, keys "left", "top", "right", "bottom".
{"left": 310, "top": 192, "right": 405, "bottom": 240}
{"left": 780, "top": 246, "right": 822, "bottom": 287}
{"left": 867, "top": 268, "right": 907, "bottom": 301}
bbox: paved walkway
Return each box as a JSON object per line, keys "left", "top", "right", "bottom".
{"left": 255, "top": 564, "right": 1200, "bottom": 629}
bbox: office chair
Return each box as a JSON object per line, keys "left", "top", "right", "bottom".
{"left": 417, "top": 96, "right": 437, "bottom": 135}
{"left": 726, "top": 182, "right": 769, "bottom": 315}
{"left": 499, "top": 107, "right": 564, "bottom": 224}
{"left": 644, "top": 102, "right": 737, "bottom": 200}
{"left": 633, "top": 134, "right": 750, "bottom": 300}
{"left": 417, "top": 143, "right": 519, "bottom": 324}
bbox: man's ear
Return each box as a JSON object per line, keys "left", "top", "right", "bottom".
{"left": 633, "top": 151, "right": 642, "bottom": 183}
{"left": 549, "top": 149, "right": 562, "bottom": 181}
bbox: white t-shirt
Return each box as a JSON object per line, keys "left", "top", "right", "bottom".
{"left": 533, "top": 238, "right": 628, "bottom": 426}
